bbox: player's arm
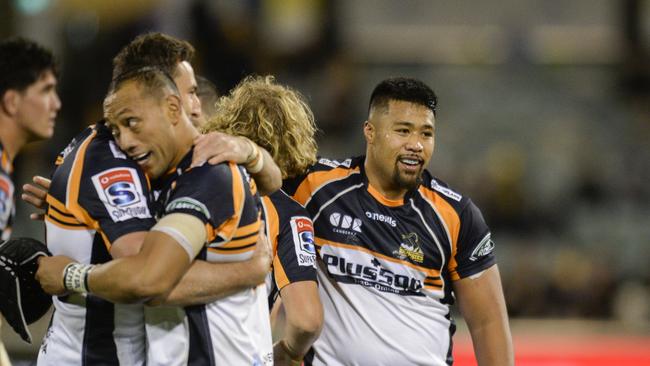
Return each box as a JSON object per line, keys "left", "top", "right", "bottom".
{"left": 448, "top": 198, "right": 514, "bottom": 366}
{"left": 152, "top": 230, "right": 273, "bottom": 306}
{"left": 192, "top": 132, "right": 281, "bottom": 195}
{"left": 453, "top": 265, "right": 513, "bottom": 366}
{"left": 273, "top": 281, "right": 323, "bottom": 365}
{"left": 36, "top": 213, "right": 206, "bottom": 304}
{"left": 109, "top": 231, "right": 147, "bottom": 258}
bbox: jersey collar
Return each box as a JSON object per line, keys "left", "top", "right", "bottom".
{"left": 358, "top": 155, "right": 420, "bottom": 207}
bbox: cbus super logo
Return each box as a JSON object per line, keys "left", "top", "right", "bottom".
{"left": 290, "top": 216, "right": 316, "bottom": 267}
{"left": 92, "top": 167, "right": 151, "bottom": 222}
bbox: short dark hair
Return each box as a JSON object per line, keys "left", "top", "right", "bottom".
{"left": 196, "top": 75, "right": 219, "bottom": 117}
{"left": 0, "top": 37, "right": 58, "bottom": 98}
{"left": 107, "top": 66, "right": 180, "bottom": 103}
{"left": 369, "top": 77, "right": 437, "bottom": 115}
{"left": 112, "top": 32, "right": 195, "bottom": 79}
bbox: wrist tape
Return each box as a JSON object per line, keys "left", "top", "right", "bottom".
{"left": 245, "top": 140, "right": 264, "bottom": 174}
{"left": 63, "top": 263, "right": 95, "bottom": 293}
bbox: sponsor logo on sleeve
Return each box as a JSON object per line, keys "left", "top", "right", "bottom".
{"left": 0, "top": 175, "right": 15, "bottom": 228}
{"left": 91, "top": 167, "right": 151, "bottom": 222}
{"left": 318, "top": 158, "right": 352, "bottom": 169}
{"left": 470, "top": 234, "right": 495, "bottom": 261}
{"left": 165, "top": 197, "right": 211, "bottom": 219}
{"left": 318, "top": 158, "right": 339, "bottom": 168}
{"left": 290, "top": 216, "right": 316, "bottom": 267}
{"left": 431, "top": 179, "right": 462, "bottom": 202}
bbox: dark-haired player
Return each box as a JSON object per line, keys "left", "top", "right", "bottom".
{"left": 36, "top": 67, "right": 274, "bottom": 365}
{"left": 0, "top": 37, "right": 60, "bottom": 365}
{"left": 283, "top": 77, "right": 514, "bottom": 365}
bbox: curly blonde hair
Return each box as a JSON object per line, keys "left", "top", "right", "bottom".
{"left": 201, "top": 75, "right": 318, "bottom": 179}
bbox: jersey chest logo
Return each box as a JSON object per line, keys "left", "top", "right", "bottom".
{"left": 329, "top": 212, "right": 363, "bottom": 235}
{"left": 92, "top": 167, "right": 151, "bottom": 222}
{"left": 394, "top": 232, "right": 424, "bottom": 263}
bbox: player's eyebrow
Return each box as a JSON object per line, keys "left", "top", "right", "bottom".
{"left": 113, "top": 107, "right": 133, "bottom": 120}
{"left": 394, "top": 120, "right": 434, "bottom": 130}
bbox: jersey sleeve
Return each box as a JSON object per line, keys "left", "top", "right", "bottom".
{"left": 164, "top": 162, "right": 261, "bottom": 249}
{"left": 283, "top": 157, "right": 356, "bottom": 206}
{"left": 78, "top": 146, "right": 155, "bottom": 244}
{"left": 0, "top": 171, "right": 15, "bottom": 241}
{"left": 274, "top": 215, "right": 317, "bottom": 290}
{"left": 449, "top": 199, "right": 496, "bottom": 280}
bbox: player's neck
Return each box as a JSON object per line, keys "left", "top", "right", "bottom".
{"left": 364, "top": 157, "right": 407, "bottom": 201}
{"left": 170, "top": 118, "right": 201, "bottom": 169}
{"left": 0, "top": 117, "right": 29, "bottom": 163}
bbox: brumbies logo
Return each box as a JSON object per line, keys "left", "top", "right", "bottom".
{"left": 92, "top": 167, "right": 150, "bottom": 222}
{"left": 394, "top": 232, "right": 424, "bottom": 263}
{"left": 291, "top": 216, "right": 316, "bottom": 267}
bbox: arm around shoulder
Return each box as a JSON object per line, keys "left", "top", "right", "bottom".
{"left": 153, "top": 229, "right": 273, "bottom": 306}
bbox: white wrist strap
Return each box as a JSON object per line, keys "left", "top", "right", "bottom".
{"left": 245, "top": 140, "right": 264, "bottom": 174}
{"left": 63, "top": 263, "right": 95, "bottom": 293}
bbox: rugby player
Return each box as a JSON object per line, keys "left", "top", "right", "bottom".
{"left": 36, "top": 67, "right": 274, "bottom": 365}
{"left": 0, "top": 37, "right": 60, "bottom": 365}
{"left": 112, "top": 32, "right": 281, "bottom": 194}
{"left": 282, "top": 77, "right": 514, "bottom": 365}
{"left": 200, "top": 75, "right": 323, "bottom": 366}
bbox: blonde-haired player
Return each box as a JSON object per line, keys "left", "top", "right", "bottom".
{"left": 196, "top": 75, "right": 323, "bottom": 365}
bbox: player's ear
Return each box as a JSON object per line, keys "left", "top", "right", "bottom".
{"left": 165, "top": 94, "right": 182, "bottom": 125}
{"left": 363, "top": 120, "right": 375, "bottom": 144}
{"left": 1, "top": 90, "right": 20, "bottom": 116}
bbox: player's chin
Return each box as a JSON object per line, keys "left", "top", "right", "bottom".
{"left": 35, "top": 126, "right": 54, "bottom": 140}
{"left": 395, "top": 171, "right": 421, "bottom": 190}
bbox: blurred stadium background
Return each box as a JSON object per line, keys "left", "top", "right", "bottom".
{"left": 2, "top": 0, "right": 649, "bottom": 364}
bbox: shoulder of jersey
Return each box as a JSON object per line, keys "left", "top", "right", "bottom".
{"left": 311, "top": 156, "right": 363, "bottom": 172}
{"left": 0, "top": 142, "right": 10, "bottom": 174}
{"left": 86, "top": 129, "right": 131, "bottom": 162}
{"left": 419, "top": 170, "right": 468, "bottom": 207}
{"left": 183, "top": 162, "right": 239, "bottom": 188}
{"left": 267, "top": 189, "right": 308, "bottom": 218}
{"left": 54, "top": 122, "right": 126, "bottom": 164}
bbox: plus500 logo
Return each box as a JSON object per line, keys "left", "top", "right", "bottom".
{"left": 322, "top": 253, "right": 422, "bottom": 293}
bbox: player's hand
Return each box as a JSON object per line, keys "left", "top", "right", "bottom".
{"left": 191, "top": 132, "right": 255, "bottom": 167}
{"left": 21, "top": 175, "right": 51, "bottom": 221}
{"left": 35, "top": 255, "right": 74, "bottom": 295}
{"left": 252, "top": 228, "right": 273, "bottom": 272}
{"left": 241, "top": 227, "right": 273, "bottom": 287}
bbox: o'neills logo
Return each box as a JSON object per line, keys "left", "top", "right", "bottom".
{"left": 365, "top": 211, "right": 397, "bottom": 227}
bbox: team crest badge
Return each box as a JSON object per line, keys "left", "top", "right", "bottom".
{"left": 394, "top": 232, "right": 424, "bottom": 263}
